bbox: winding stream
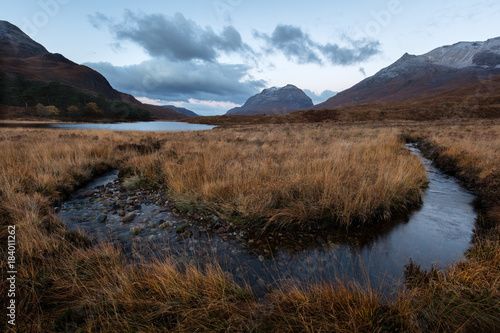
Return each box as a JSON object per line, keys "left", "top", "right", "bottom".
{"left": 58, "top": 144, "right": 477, "bottom": 295}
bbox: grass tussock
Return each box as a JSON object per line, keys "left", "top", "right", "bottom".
{"left": 259, "top": 283, "right": 416, "bottom": 332}
{"left": 49, "top": 247, "right": 255, "bottom": 332}
{"left": 130, "top": 125, "right": 426, "bottom": 230}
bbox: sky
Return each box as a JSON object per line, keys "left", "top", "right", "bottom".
{"left": 2, "top": 0, "right": 500, "bottom": 115}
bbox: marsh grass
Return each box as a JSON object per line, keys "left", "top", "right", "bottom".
{"left": 132, "top": 125, "right": 427, "bottom": 230}
{"left": 0, "top": 122, "right": 499, "bottom": 331}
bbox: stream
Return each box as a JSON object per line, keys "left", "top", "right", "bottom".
{"left": 58, "top": 144, "right": 477, "bottom": 296}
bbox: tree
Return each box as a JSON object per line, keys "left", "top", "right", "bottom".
{"left": 67, "top": 105, "right": 81, "bottom": 118}
{"left": 36, "top": 103, "right": 48, "bottom": 117}
{"left": 46, "top": 105, "right": 60, "bottom": 117}
{"left": 85, "top": 102, "right": 102, "bottom": 116}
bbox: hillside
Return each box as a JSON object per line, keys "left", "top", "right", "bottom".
{"left": 0, "top": 20, "right": 186, "bottom": 120}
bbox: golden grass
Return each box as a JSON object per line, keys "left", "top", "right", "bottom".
{"left": 258, "top": 282, "right": 417, "bottom": 332}
{"left": 129, "top": 125, "right": 426, "bottom": 230}
{"left": 0, "top": 121, "right": 499, "bottom": 331}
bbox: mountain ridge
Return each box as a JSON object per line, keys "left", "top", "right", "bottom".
{"left": 313, "top": 37, "right": 500, "bottom": 110}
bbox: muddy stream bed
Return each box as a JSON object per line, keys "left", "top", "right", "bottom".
{"left": 58, "top": 144, "right": 477, "bottom": 296}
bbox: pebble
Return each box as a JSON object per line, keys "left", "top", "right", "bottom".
{"left": 176, "top": 222, "right": 190, "bottom": 234}
{"left": 121, "top": 213, "right": 137, "bottom": 223}
{"left": 130, "top": 227, "right": 142, "bottom": 235}
{"left": 160, "top": 222, "right": 173, "bottom": 229}
{"left": 96, "top": 214, "right": 107, "bottom": 223}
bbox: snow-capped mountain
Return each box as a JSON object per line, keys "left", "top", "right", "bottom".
{"left": 313, "top": 37, "right": 500, "bottom": 110}
{"left": 421, "top": 37, "right": 500, "bottom": 69}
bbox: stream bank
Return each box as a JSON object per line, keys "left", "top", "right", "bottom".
{"left": 58, "top": 145, "right": 477, "bottom": 296}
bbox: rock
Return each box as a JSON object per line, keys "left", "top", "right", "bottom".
{"left": 149, "top": 222, "right": 158, "bottom": 228}
{"left": 117, "top": 210, "right": 126, "bottom": 217}
{"left": 160, "top": 222, "right": 173, "bottom": 229}
{"left": 96, "top": 214, "right": 107, "bottom": 223}
{"left": 130, "top": 227, "right": 142, "bottom": 235}
{"left": 258, "top": 255, "right": 265, "bottom": 262}
{"left": 121, "top": 213, "right": 137, "bottom": 223}
{"left": 133, "top": 204, "right": 142, "bottom": 211}
{"left": 84, "top": 190, "right": 96, "bottom": 197}
{"left": 176, "top": 222, "right": 190, "bottom": 234}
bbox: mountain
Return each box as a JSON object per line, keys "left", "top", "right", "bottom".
{"left": 0, "top": 20, "right": 48, "bottom": 58}
{"left": 0, "top": 20, "right": 187, "bottom": 120}
{"left": 313, "top": 37, "right": 500, "bottom": 110}
{"left": 226, "top": 84, "right": 313, "bottom": 115}
{"left": 163, "top": 105, "right": 199, "bottom": 117}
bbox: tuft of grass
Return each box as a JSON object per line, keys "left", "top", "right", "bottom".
{"left": 259, "top": 282, "right": 416, "bottom": 332}
{"left": 132, "top": 125, "right": 427, "bottom": 230}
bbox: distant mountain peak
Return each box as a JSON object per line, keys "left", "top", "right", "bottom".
{"left": 226, "top": 84, "right": 313, "bottom": 115}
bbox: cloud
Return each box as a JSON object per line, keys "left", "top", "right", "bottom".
{"left": 89, "top": 12, "right": 111, "bottom": 29}
{"left": 88, "top": 11, "right": 250, "bottom": 62}
{"left": 304, "top": 89, "right": 337, "bottom": 105}
{"left": 320, "top": 39, "right": 380, "bottom": 65}
{"left": 85, "top": 59, "right": 266, "bottom": 104}
{"left": 255, "top": 24, "right": 381, "bottom": 66}
{"left": 254, "top": 24, "right": 322, "bottom": 64}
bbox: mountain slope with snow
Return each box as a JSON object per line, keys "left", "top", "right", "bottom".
{"left": 313, "top": 37, "right": 500, "bottom": 110}
{"left": 422, "top": 37, "right": 500, "bottom": 68}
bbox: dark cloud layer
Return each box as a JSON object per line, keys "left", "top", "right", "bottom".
{"left": 87, "top": 11, "right": 379, "bottom": 106}
{"left": 254, "top": 25, "right": 322, "bottom": 64}
{"left": 85, "top": 59, "right": 265, "bottom": 104}
{"left": 89, "top": 11, "right": 249, "bottom": 62}
{"left": 255, "top": 24, "right": 381, "bottom": 65}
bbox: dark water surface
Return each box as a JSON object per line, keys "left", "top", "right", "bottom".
{"left": 58, "top": 145, "right": 477, "bottom": 296}
{"left": 0, "top": 121, "right": 215, "bottom": 132}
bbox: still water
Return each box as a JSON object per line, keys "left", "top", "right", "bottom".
{"left": 0, "top": 121, "right": 215, "bottom": 132}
